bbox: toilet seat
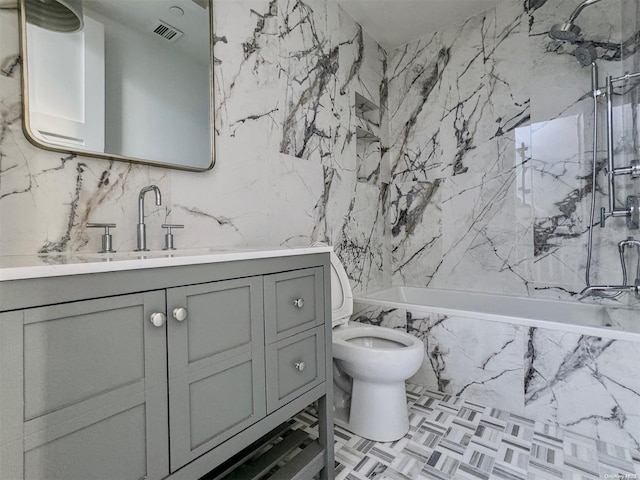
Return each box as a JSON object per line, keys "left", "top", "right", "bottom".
{"left": 333, "top": 324, "right": 418, "bottom": 348}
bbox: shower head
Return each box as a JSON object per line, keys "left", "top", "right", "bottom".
{"left": 24, "top": 0, "right": 83, "bottom": 33}
{"left": 574, "top": 42, "right": 597, "bottom": 66}
{"left": 549, "top": 21, "right": 582, "bottom": 42}
{"left": 548, "top": 0, "right": 603, "bottom": 43}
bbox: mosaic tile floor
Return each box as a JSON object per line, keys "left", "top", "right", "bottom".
{"left": 292, "top": 384, "right": 640, "bottom": 480}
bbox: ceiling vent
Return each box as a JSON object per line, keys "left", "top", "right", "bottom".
{"left": 151, "top": 20, "right": 184, "bottom": 43}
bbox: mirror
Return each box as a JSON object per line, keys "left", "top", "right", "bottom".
{"left": 19, "top": 0, "right": 214, "bottom": 171}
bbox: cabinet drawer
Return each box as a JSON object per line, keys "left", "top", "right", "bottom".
{"left": 264, "top": 267, "right": 324, "bottom": 343}
{"left": 266, "top": 326, "right": 325, "bottom": 413}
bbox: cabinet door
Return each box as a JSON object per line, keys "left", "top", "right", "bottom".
{"left": 0, "top": 292, "right": 169, "bottom": 480}
{"left": 167, "top": 277, "right": 266, "bottom": 472}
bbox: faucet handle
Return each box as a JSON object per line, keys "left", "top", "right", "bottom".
{"left": 162, "top": 224, "right": 184, "bottom": 251}
{"left": 87, "top": 223, "right": 116, "bottom": 253}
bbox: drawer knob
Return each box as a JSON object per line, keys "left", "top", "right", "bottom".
{"left": 150, "top": 312, "right": 166, "bottom": 328}
{"left": 293, "top": 298, "right": 305, "bottom": 308}
{"left": 173, "top": 307, "right": 188, "bottom": 322}
{"left": 294, "top": 361, "right": 306, "bottom": 372}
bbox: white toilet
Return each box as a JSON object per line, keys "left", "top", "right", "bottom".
{"left": 326, "top": 247, "right": 424, "bottom": 442}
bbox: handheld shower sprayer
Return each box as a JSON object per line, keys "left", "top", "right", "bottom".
{"left": 574, "top": 42, "right": 598, "bottom": 67}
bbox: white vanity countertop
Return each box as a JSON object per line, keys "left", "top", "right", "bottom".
{"left": 0, "top": 246, "right": 334, "bottom": 281}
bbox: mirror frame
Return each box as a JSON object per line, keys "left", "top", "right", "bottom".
{"left": 18, "top": 0, "right": 215, "bottom": 172}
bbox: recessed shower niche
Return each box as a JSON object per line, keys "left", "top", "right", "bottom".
{"left": 355, "top": 92, "right": 381, "bottom": 185}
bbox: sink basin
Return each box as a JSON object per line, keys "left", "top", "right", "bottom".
{"left": 78, "top": 247, "right": 249, "bottom": 261}
{"left": 79, "top": 251, "right": 170, "bottom": 260}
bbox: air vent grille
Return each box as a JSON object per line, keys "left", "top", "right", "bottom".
{"left": 151, "top": 20, "right": 183, "bottom": 43}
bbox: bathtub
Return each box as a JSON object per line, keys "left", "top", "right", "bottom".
{"left": 356, "top": 286, "right": 640, "bottom": 342}
{"left": 352, "top": 286, "right": 640, "bottom": 450}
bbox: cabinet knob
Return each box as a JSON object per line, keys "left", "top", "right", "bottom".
{"left": 293, "top": 298, "right": 305, "bottom": 308}
{"left": 172, "top": 307, "right": 188, "bottom": 322}
{"left": 294, "top": 361, "right": 306, "bottom": 372}
{"left": 150, "top": 312, "right": 166, "bottom": 328}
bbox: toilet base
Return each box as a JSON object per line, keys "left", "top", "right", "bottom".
{"left": 344, "top": 380, "right": 409, "bottom": 442}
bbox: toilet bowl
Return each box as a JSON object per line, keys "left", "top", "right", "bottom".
{"left": 316, "top": 243, "right": 425, "bottom": 442}
{"left": 333, "top": 323, "right": 424, "bottom": 441}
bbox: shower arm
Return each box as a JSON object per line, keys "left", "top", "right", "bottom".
{"left": 580, "top": 282, "right": 640, "bottom": 299}
{"left": 566, "top": 0, "right": 603, "bottom": 23}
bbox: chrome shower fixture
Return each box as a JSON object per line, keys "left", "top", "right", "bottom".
{"left": 548, "top": 0, "right": 603, "bottom": 43}
{"left": 574, "top": 42, "right": 597, "bottom": 67}
{"left": 24, "top": 0, "right": 83, "bottom": 33}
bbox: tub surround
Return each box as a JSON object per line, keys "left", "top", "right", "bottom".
{"left": 354, "top": 287, "right": 640, "bottom": 451}
{"left": 387, "top": 0, "right": 640, "bottom": 300}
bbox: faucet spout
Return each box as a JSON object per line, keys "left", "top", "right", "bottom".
{"left": 136, "top": 185, "right": 162, "bottom": 251}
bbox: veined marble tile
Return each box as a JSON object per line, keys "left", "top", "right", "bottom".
{"left": 389, "top": 179, "right": 444, "bottom": 288}
{"left": 406, "top": 312, "right": 526, "bottom": 415}
{"left": 524, "top": 327, "right": 640, "bottom": 451}
{"left": 356, "top": 138, "right": 381, "bottom": 185}
{"left": 213, "top": 0, "right": 281, "bottom": 151}
{"left": 265, "top": 152, "right": 325, "bottom": 246}
{"left": 337, "top": 181, "right": 385, "bottom": 294}
{"left": 351, "top": 303, "right": 407, "bottom": 330}
{"left": 279, "top": 0, "right": 339, "bottom": 165}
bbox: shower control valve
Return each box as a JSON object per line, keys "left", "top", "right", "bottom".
{"left": 611, "top": 161, "right": 640, "bottom": 178}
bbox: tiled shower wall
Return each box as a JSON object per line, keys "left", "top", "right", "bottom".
{"left": 387, "top": 0, "right": 640, "bottom": 302}
{"left": 0, "top": 0, "right": 387, "bottom": 295}
{"left": 3, "top": 0, "right": 639, "bottom": 302}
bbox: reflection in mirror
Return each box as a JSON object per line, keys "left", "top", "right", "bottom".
{"left": 19, "top": 0, "right": 214, "bottom": 171}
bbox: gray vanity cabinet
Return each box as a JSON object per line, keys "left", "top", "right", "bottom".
{"left": 166, "top": 277, "right": 266, "bottom": 471}
{"left": 0, "top": 292, "right": 170, "bottom": 480}
{"left": 0, "top": 253, "right": 334, "bottom": 480}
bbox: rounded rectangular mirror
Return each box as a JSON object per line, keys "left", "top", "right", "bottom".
{"left": 19, "top": 0, "right": 214, "bottom": 171}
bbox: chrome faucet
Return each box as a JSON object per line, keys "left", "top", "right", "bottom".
{"left": 136, "top": 185, "right": 162, "bottom": 251}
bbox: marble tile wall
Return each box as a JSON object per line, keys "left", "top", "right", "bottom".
{"left": 0, "top": 0, "right": 387, "bottom": 295}
{"left": 398, "top": 309, "right": 640, "bottom": 451}
{"left": 524, "top": 327, "right": 640, "bottom": 452}
{"left": 387, "top": 0, "right": 640, "bottom": 301}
